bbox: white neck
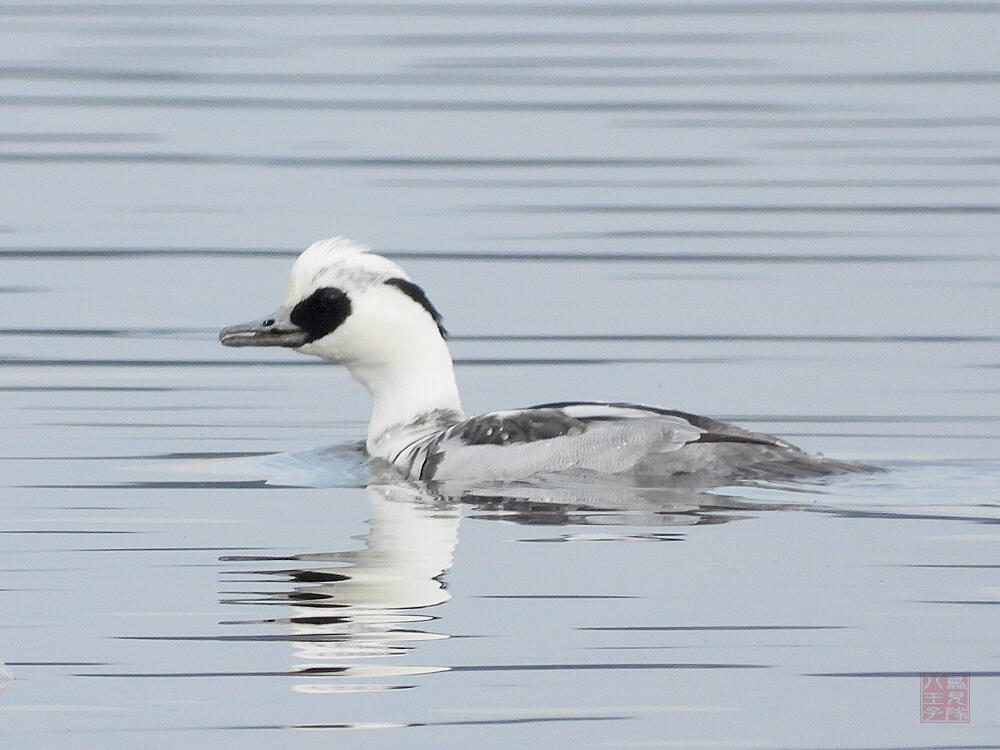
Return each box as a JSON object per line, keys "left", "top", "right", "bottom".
{"left": 347, "top": 334, "right": 464, "bottom": 461}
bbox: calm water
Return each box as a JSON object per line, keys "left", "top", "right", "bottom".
{"left": 2, "top": 2, "right": 999, "bottom": 748}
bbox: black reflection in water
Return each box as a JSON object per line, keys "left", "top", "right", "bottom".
{"left": 218, "top": 480, "right": 749, "bottom": 692}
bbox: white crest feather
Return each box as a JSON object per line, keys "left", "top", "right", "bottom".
{"left": 284, "top": 236, "right": 411, "bottom": 305}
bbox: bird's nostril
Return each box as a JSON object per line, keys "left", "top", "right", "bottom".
{"left": 262, "top": 318, "right": 275, "bottom": 327}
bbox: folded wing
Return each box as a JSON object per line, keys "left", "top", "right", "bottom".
{"left": 417, "top": 402, "right": 706, "bottom": 480}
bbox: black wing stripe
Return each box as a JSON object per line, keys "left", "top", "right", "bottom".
{"left": 692, "top": 433, "right": 780, "bottom": 447}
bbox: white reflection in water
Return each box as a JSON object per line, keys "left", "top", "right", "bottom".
{"left": 224, "top": 484, "right": 459, "bottom": 692}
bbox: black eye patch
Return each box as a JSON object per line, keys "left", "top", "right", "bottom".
{"left": 289, "top": 286, "right": 352, "bottom": 342}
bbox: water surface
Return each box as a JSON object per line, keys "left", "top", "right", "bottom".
{"left": 1, "top": 2, "right": 998, "bottom": 748}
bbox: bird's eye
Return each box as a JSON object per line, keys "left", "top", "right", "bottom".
{"left": 262, "top": 318, "right": 275, "bottom": 327}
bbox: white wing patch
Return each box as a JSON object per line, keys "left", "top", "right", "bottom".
{"left": 555, "top": 403, "right": 687, "bottom": 421}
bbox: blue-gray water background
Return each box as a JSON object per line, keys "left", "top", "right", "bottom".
{"left": 1, "top": 2, "right": 998, "bottom": 748}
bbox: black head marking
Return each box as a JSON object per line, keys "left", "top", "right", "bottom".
{"left": 289, "top": 286, "right": 352, "bottom": 342}
{"left": 384, "top": 277, "right": 447, "bottom": 338}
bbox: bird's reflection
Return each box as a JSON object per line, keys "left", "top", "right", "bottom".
{"left": 222, "top": 483, "right": 458, "bottom": 692}
{"left": 221, "top": 478, "right": 751, "bottom": 692}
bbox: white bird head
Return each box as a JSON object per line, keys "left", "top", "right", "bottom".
{"left": 219, "top": 237, "right": 463, "bottom": 453}
{"left": 219, "top": 236, "right": 446, "bottom": 361}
